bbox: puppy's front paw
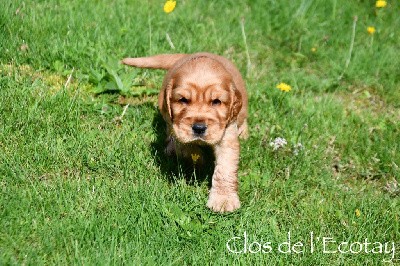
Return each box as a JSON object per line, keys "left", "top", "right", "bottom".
{"left": 207, "top": 191, "right": 240, "bottom": 213}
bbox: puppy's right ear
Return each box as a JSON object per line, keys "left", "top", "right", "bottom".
{"left": 161, "top": 79, "right": 174, "bottom": 123}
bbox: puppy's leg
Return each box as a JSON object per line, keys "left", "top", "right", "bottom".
{"left": 207, "top": 124, "right": 241, "bottom": 212}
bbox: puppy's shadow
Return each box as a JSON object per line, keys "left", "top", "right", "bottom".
{"left": 150, "top": 112, "right": 214, "bottom": 186}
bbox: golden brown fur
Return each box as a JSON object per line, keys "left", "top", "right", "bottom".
{"left": 122, "top": 52, "right": 248, "bottom": 212}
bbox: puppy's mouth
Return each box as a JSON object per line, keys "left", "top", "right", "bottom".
{"left": 191, "top": 135, "right": 207, "bottom": 143}
{"left": 172, "top": 121, "right": 224, "bottom": 145}
{"left": 172, "top": 127, "right": 209, "bottom": 144}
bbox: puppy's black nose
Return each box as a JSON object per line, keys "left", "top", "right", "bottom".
{"left": 192, "top": 123, "right": 207, "bottom": 135}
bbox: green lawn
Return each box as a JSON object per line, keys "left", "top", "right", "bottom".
{"left": 1, "top": 0, "right": 399, "bottom": 264}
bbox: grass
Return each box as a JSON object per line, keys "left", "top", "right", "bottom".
{"left": 1, "top": 0, "right": 399, "bottom": 264}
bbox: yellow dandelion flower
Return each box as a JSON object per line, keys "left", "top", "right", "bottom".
{"left": 375, "top": 0, "right": 387, "bottom": 8}
{"left": 355, "top": 209, "right": 361, "bottom": 217}
{"left": 276, "top": 82, "right": 292, "bottom": 92}
{"left": 191, "top": 153, "right": 200, "bottom": 164}
{"left": 311, "top": 47, "right": 317, "bottom": 52}
{"left": 367, "top": 26, "right": 376, "bottom": 35}
{"left": 164, "top": 0, "right": 176, "bottom": 13}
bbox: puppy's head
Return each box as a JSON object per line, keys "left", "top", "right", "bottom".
{"left": 164, "top": 57, "right": 242, "bottom": 145}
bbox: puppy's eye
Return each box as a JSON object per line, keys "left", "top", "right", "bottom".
{"left": 178, "top": 97, "right": 189, "bottom": 104}
{"left": 211, "top": 99, "right": 221, "bottom": 106}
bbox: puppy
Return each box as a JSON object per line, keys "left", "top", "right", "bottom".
{"left": 122, "top": 53, "right": 248, "bottom": 212}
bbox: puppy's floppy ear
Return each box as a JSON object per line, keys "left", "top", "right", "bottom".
{"left": 228, "top": 83, "right": 242, "bottom": 123}
{"left": 163, "top": 79, "right": 174, "bottom": 122}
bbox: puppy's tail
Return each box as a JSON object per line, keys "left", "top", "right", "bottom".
{"left": 121, "top": 54, "right": 188, "bottom": 70}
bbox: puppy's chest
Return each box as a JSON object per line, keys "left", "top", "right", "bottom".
{"left": 168, "top": 136, "right": 215, "bottom": 167}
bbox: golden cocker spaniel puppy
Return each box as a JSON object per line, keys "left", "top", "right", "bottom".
{"left": 122, "top": 53, "right": 248, "bottom": 212}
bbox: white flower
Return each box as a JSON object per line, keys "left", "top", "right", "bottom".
{"left": 293, "top": 143, "right": 304, "bottom": 156}
{"left": 269, "top": 137, "right": 287, "bottom": 151}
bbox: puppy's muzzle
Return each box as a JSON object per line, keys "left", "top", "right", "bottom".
{"left": 192, "top": 123, "right": 207, "bottom": 136}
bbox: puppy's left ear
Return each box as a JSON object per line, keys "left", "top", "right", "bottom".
{"left": 228, "top": 83, "right": 242, "bottom": 123}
